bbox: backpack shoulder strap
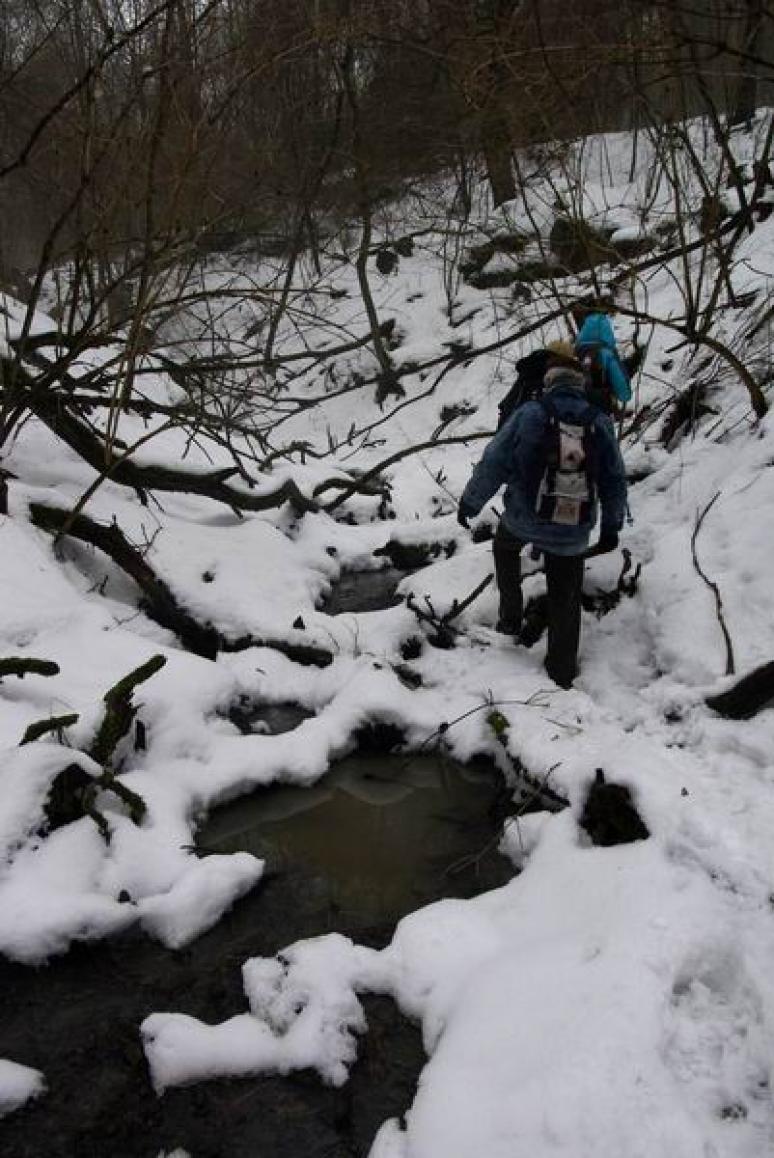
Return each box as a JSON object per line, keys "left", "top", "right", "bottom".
{"left": 537, "top": 395, "right": 559, "bottom": 424}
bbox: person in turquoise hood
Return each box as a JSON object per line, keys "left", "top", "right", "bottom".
{"left": 574, "top": 313, "right": 632, "bottom": 413}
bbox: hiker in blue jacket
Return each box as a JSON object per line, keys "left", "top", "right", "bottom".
{"left": 458, "top": 341, "right": 627, "bottom": 688}
{"left": 574, "top": 312, "right": 632, "bottom": 413}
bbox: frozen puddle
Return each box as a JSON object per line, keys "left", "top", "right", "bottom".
{"left": 198, "top": 752, "right": 513, "bottom": 927}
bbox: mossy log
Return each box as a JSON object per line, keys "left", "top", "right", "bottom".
{"left": 0, "top": 657, "right": 60, "bottom": 679}
{"left": 21, "top": 713, "right": 79, "bottom": 745}
{"left": 90, "top": 654, "right": 166, "bottom": 767}
{"left": 41, "top": 657, "right": 167, "bottom": 839}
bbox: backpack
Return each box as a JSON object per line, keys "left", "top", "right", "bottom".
{"left": 534, "top": 396, "right": 598, "bottom": 526}
{"left": 576, "top": 342, "right": 618, "bottom": 414}
{"left": 497, "top": 349, "right": 550, "bottom": 430}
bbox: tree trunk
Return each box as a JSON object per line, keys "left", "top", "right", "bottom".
{"left": 729, "top": 0, "right": 764, "bottom": 127}
{"left": 482, "top": 108, "right": 517, "bottom": 207}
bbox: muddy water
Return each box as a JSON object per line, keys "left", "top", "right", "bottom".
{"left": 199, "top": 753, "right": 513, "bottom": 928}
{"left": 0, "top": 754, "right": 512, "bottom": 1158}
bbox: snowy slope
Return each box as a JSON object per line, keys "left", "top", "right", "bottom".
{"left": 3, "top": 117, "right": 774, "bottom": 1153}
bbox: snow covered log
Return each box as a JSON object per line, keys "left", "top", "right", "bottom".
{"left": 29, "top": 503, "right": 220, "bottom": 659}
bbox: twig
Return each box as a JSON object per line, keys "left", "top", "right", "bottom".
{"left": 416, "top": 691, "right": 555, "bottom": 753}
{"left": 406, "top": 575, "right": 493, "bottom": 647}
{"left": 690, "top": 492, "right": 735, "bottom": 676}
{"left": 443, "top": 574, "right": 494, "bottom": 624}
{"left": 445, "top": 761, "right": 564, "bottom": 877}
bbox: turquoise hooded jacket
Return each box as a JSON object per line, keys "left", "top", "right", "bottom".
{"left": 575, "top": 314, "right": 631, "bottom": 404}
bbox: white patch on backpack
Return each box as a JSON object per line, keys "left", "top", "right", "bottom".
{"left": 536, "top": 416, "right": 595, "bottom": 526}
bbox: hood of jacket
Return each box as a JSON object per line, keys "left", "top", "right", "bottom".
{"left": 544, "top": 367, "right": 587, "bottom": 394}
{"left": 576, "top": 313, "right": 618, "bottom": 351}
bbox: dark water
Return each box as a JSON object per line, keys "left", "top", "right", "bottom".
{"left": 0, "top": 754, "right": 512, "bottom": 1158}
{"left": 321, "top": 568, "right": 403, "bottom": 615}
{"left": 227, "top": 699, "right": 314, "bottom": 735}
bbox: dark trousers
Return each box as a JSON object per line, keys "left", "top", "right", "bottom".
{"left": 493, "top": 522, "right": 584, "bottom": 688}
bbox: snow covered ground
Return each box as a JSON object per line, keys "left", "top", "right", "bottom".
{"left": 3, "top": 118, "right": 774, "bottom": 1153}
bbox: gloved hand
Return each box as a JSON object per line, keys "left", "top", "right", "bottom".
{"left": 457, "top": 502, "right": 474, "bottom": 530}
{"left": 597, "top": 529, "right": 619, "bottom": 554}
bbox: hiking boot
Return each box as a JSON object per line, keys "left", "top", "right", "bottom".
{"left": 518, "top": 618, "right": 544, "bottom": 649}
{"left": 544, "top": 659, "right": 576, "bottom": 690}
{"left": 519, "top": 595, "right": 548, "bottom": 648}
{"left": 495, "top": 617, "right": 521, "bottom": 636}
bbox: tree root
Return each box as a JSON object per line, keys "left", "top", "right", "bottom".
{"left": 222, "top": 634, "right": 332, "bottom": 667}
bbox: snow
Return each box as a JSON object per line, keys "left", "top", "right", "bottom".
{"left": 137, "top": 852, "right": 264, "bottom": 949}
{"left": 143, "top": 932, "right": 370, "bottom": 1092}
{"left": 4, "top": 111, "right": 774, "bottom": 1155}
{"left": 0, "top": 1059, "right": 46, "bottom": 1118}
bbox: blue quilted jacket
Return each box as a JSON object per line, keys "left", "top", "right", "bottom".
{"left": 461, "top": 374, "right": 627, "bottom": 555}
